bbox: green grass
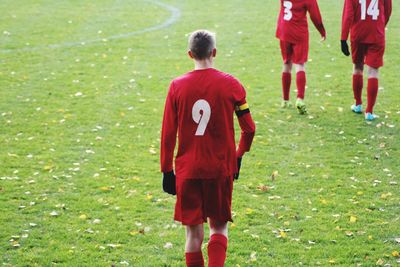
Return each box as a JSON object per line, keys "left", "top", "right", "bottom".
{"left": 1, "top": 0, "right": 399, "bottom": 266}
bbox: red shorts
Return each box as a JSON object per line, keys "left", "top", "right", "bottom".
{"left": 279, "top": 40, "right": 309, "bottom": 64}
{"left": 174, "top": 177, "right": 233, "bottom": 225}
{"left": 351, "top": 42, "right": 385, "bottom": 68}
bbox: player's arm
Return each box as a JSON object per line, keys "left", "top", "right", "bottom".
{"left": 160, "top": 82, "right": 178, "bottom": 195}
{"left": 340, "top": 0, "right": 353, "bottom": 56}
{"left": 384, "top": 0, "right": 392, "bottom": 26}
{"left": 234, "top": 100, "right": 256, "bottom": 179}
{"left": 308, "top": 0, "right": 326, "bottom": 39}
{"left": 341, "top": 0, "right": 354, "bottom": 41}
{"left": 235, "top": 101, "right": 256, "bottom": 158}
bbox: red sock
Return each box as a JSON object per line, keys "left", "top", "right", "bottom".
{"left": 366, "top": 78, "right": 379, "bottom": 114}
{"left": 352, "top": 74, "right": 363, "bottom": 105}
{"left": 296, "top": 71, "right": 306, "bottom": 99}
{"left": 185, "top": 251, "right": 204, "bottom": 267}
{"left": 282, "top": 72, "right": 291, "bottom": 101}
{"left": 207, "top": 234, "right": 228, "bottom": 267}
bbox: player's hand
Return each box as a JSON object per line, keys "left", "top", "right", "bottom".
{"left": 162, "top": 171, "right": 176, "bottom": 195}
{"left": 234, "top": 157, "right": 242, "bottom": 180}
{"left": 341, "top": 40, "right": 350, "bottom": 56}
{"left": 320, "top": 35, "right": 326, "bottom": 42}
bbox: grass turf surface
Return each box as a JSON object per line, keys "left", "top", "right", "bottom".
{"left": 1, "top": 0, "right": 399, "bottom": 266}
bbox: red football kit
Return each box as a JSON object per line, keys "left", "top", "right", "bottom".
{"left": 161, "top": 68, "right": 255, "bottom": 224}
{"left": 341, "top": 0, "right": 392, "bottom": 68}
{"left": 276, "top": 0, "right": 326, "bottom": 64}
{"left": 342, "top": 0, "right": 392, "bottom": 114}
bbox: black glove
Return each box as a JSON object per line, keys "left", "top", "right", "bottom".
{"left": 234, "top": 157, "right": 242, "bottom": 180}
{"left": 162, "top": 171, "right": 176, "bottom": 195}
{"left": 341, "top": 40, "right": 350, "bottom": 56}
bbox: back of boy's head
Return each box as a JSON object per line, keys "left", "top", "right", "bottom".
{"left": 188, "top": 30, "right": 216, "bottom": 60}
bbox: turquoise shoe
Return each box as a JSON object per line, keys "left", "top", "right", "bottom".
{"left": 351, "top": 104, "right": 362, "bottom": 114}
{"left": 365, "top": 112, "right": 379, "bottom": 121}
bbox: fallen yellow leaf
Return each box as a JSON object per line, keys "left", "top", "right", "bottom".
{"left": 381, "top": 192, "right": 392, "bottom": 199}
{"left": 392, "top": 251, "right": 399, "bottom": 257}
{"left": 99, "top": 186, "right": 112, "bottom": 191}
{"left": 349, "top": 216, "right": 357, "bottom": 223}
{"left": 279, "top": 231, "right": 287, "bottom": 238}
{"left": 271, "top": 170, "right": 278, "bottom": 181}
{"left": 129, "top": 231, "right": 138, "bottom": 236}
{"left": 245, "top": 208, "right": 254, "bottom": 215}
{"left": 43, "top": 165, "right": 53, "bottom": 171}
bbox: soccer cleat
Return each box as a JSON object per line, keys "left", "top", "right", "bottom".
{"left": 296, "top": 99, "right": 307, "bottom": 115}
{"left": 365, "top": 112, "right": 379, "bottom": 121}
{"left": 281, "top": 100, "right": 292, "bottom": 108}
{"left": 351, "top": 104, "right": 362, "bottom": 114}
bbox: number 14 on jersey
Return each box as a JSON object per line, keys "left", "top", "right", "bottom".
{"left": 359, "top": 0, "right": 380, "bottom": 20}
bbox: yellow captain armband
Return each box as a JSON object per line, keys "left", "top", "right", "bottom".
{"left": 235, "top": 103, "right": 250, "bottom": 117}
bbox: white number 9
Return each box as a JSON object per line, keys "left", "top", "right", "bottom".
{"left": 192, "top": 99, "right": 211, "bottom": 136}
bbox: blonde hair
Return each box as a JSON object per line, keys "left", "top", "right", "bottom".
{"left": 188, "top": 30, "right": 216, "bottom": 60}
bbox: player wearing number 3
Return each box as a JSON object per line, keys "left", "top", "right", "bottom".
{"left": 276, "top": 0, "right": 326, "bottom": 114}
{"left": 160, "top": 30, "right": 255, "bottom": 267}
{"left": 341, "top": 0, "right": 392, "bottom": 121}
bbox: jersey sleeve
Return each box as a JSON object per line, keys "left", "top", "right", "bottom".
{"left": 384, "top": 0, "right": 392, "bottom": 26}
{"left": 341, "top": 0, "right": 354, "bottom": 40}
{"left": 307, "top": 0, "right": 326, "bottom": 38}
{"left": 236, "top": 110, "right": 256, "bottom": 157}
{"left": 275, "top": 2, "right": 284, "bottom": 39}
{"left": 231, "top": 79, "right": 256, "bottom": 158}
{"left": 160, "top": 81, "right": 178, "bottom": 172}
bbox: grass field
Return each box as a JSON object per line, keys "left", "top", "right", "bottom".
{"left": 1, "top": 0, "right": 399, "bottom": 266}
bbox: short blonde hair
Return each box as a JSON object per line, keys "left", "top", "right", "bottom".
{"left": 188, "top": 30, "right": 216, "bottom": 60}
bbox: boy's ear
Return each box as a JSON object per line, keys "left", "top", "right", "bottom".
{"left": 212, "top": 48, "right": 217, "bottom": 57}
{"left": 188, "top": 50, "right": 194, "bottom": 59}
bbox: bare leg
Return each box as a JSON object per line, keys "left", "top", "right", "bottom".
{"left": 185, "top": 224, "right": 204, "bottom": 252}
{"left": 209, "top": 219, "right": 228, "bottom": 238}
{"left": 367, "top": 65, "right": 379, "bottom": 78}
{"left": 294, "top": 63, "right": 305, "bottom": 74}
{"left": 353, "top": 63, "right": 364, "bottom": 75}
{"left": 282, "top": 62, "right": 293, "bottom": 73}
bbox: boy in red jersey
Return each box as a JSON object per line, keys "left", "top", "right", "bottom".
{"left": 160, "top": 30, "right": 256, "bottom": 267}
{"left": 341, "top": 0, "right": 392, "bottom": 121}
{"left": 276, "top": 0, "right": 326, "bottom": 114}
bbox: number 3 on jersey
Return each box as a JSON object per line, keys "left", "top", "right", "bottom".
{"left": 283, "top": 1, "right": 293, "bottom": 21}
{"left": 359, "top": 0, "right": 380, "bottom": 20}
{"left": 192, "top": 99, "right": 211, "bottom": 136}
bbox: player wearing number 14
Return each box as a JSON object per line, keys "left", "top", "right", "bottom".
{"left": 341, "top": 0, "right": 392, "bottom": 121}
{"left": 161, "top": 30, "right": 255, "bottom": 266}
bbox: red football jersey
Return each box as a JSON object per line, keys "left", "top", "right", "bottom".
{"left": 341, "top": 0, "right": 392, "bottom": 44}
{"left": 161, "top": 68, "right": 255, "bottom": 180}
{"left": 276, "top": 0, "right": 326, "bottom": 44}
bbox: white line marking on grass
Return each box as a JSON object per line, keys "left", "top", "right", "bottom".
{"left": 0, "top": 0, "right": 181, "bottom": 54}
